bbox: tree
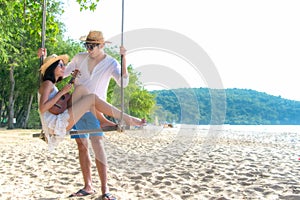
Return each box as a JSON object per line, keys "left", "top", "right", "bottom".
{"left": 0, "top": 0, "right": 155, "bottom": 129}
{"left": 0, "top": 0, "right": 65, "bottom": 128}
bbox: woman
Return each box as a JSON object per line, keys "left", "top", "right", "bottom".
{"left": 38, "top": 54, "right": 145, "bottom": 150}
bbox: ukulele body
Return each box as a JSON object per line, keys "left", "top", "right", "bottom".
{"left": 49, "top": 93, "right": 71, "bottom": 115}
{"left": 48, "top": 69, "right": 79, "bottom": 115}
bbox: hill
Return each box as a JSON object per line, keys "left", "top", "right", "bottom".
{"left": 150, "top": 88, "right": 300, "bottom": 125}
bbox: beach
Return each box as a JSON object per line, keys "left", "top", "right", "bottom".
{"left": 0, "top": 125, "right": 300, "bottom": 200}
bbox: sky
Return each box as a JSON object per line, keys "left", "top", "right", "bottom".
{"left": 61, "top": 0, "right": 300, "bottom": 101}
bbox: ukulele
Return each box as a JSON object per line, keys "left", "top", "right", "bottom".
{"left": 49, "top": 69, "right": 80, "bottom": 115}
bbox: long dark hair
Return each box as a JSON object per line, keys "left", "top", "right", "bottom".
{"left": 42, "top": 60, "right": 63, "bottom": 83}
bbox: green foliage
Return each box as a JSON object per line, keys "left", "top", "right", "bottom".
{"left": 76, "top": 0, "right": 100, "bottom": 11}
{"left": 225, "top": 88, "right": 300, "bottom": 125}
{"left": 128, "top": 89, "right": 156, "bottom": 120}
{"left": 151, "top": 88, "right": 300, "bottom": 125}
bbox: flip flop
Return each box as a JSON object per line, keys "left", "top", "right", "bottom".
{"left": 102, "top": 193, "right": 117, "bottom": 200}
{"left": 68, "top": 189, "right": 95, "bottom": 197}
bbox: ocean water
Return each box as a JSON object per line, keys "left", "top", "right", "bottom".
{"left": 172, "top": 124, "right": 300, "bottom": 145}
{"left": 220, "top": 125, "right": 299, "bottom": 144}
{"left": 220, "top": 124, "right": 300, "bottom": 133}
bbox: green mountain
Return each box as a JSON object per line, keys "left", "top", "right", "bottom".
{"left": 150, "top": 88, "right": 300, "bottom": 125}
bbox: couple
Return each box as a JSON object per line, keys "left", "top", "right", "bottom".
{"left": 38, "top": 30, "right": 145, "bottom": 199}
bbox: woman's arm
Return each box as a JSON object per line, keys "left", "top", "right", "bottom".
{"left": 39, "top": 81, "right": 72, "bottom": 113}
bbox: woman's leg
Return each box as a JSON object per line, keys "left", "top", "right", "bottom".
{"left": 69, "top": 85, "right": 116, "bottom": 126}
{"left": 91, "top": 96, "right": 144, "bottom": 126}
{"left": 66, "top": 93, "right": 144, "bottom": 130}
{"left": 70, "top": 85, "right": 90, "bottom": 105}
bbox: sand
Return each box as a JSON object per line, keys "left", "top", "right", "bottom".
{"left": 0, "top": 125, "right": 300, "bottom": 200}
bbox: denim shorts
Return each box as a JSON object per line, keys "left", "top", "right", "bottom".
{"left": 70, "top": 112, "right": 104, "bottom": 139}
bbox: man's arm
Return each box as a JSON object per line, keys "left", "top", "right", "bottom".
{"left": 120, "top": 45, "right": 128, "bottom": 78}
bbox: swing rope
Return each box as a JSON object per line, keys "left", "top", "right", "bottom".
{"left": 39, "top": 0, "right": 46, "bottom": 80}
{"left": 120, "top": 0, "right": 125, "bottom": 130}
{"left": 41, "top": 0, "right": 46, "bottom": 59}
{"left": 35, "top": 0, "right": 47, "bottom": 141}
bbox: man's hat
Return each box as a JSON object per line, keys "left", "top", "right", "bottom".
{"left": 80, "top": 30, "right": 111, "bottom": 44}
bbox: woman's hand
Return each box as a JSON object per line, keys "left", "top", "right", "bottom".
{"left": 60, "top": 83, "right": 73, "bottom": 95}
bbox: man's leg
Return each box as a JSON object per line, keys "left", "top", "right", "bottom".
{"left": 70, "top": 112, "right": 102, "bottom": 196}
{"left": 71, "top": 112, "right": 115, "bottom": 198}
{"left": 90, "top": 136, "right": 108, "bottom": 195}
{"left": 87, "top": 113, "right": 116, "bottom": 197}
{"left": 75, "top": 137, "right": 94, "bottom": 193}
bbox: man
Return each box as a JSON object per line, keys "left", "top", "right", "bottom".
{"left": 40, "top": 30, "right": 128, "bottom": 200}
{"left": 67, "top": 31, "right": 129, "bottom": 200}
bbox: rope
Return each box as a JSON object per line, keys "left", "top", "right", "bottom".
{"left": 41, "top": 0, "right": 46, "bottom": 64}
{"left": 39, "top": 0, "right": 46, "bottom": 84}
{"left": 120, "top": 0, "right": 125, "bottom": 130}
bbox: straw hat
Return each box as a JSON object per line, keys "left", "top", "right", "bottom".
{"left": 80, "top": 30, "right": 111, "bottom": 44}
{"left": 40, "top": 54, "right": 69, "bottom": 75}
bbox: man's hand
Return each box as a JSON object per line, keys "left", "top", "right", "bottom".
{"left": 120, "top": 46, "right": 127, "bottom": 56}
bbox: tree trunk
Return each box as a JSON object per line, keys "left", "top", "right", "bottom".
{"left": 22, "top": 94, "right": 33, "bottom": 128}
{"left": 0, "top": 98, "right": 4, "bottom": 127}
{"left": 8, "top": 64, "right": 15, "bottom": 129}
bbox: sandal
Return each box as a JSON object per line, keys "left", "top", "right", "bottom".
{"left": 102, "top": 193, "right": 117, "bottom": 200}
{"left": 68, "top": 189, "right": 96, "bottom": 197}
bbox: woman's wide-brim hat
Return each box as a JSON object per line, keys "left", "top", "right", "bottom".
{"left": 80, "top": 30, "right": 111, "bottom": 44}
{"left": 40, "top": 54, "right": 69, "bottom": 75}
